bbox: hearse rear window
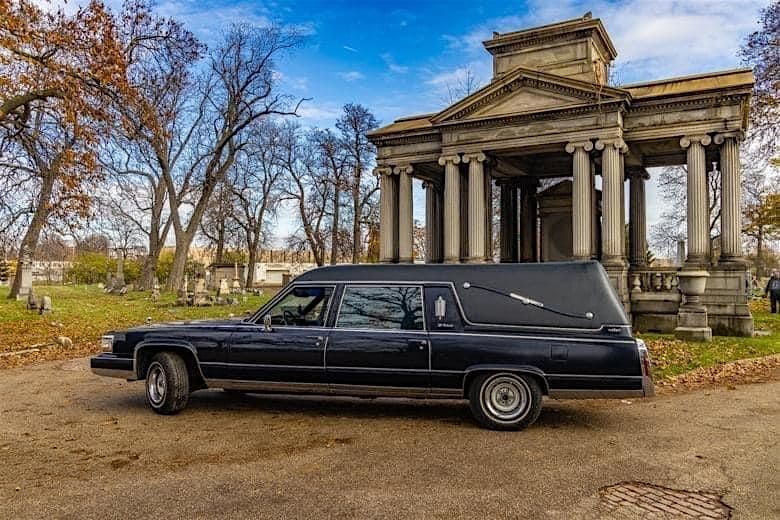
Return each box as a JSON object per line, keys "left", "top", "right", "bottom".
{"left": 337, "top": 286, "right": 424, "bottom": 330}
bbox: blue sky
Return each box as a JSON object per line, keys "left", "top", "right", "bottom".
{"left": 70, "top": 0, "right": 771, "bottom": 249}
{"left": 152, "top": 0, "right": 766, "bottom": 129}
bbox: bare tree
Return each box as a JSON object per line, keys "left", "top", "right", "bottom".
{"left": 279, "top": 122, "right": 331, "bottom": 266}
{"left": 228, "top": 120, "right": 285, "bottom": 287}
{"left": 164, "top": 24, "right": 304, "bottom": 290}
{"left": 650, "top": 164, "right": 722, "bottom": 257}
{"left": 311, "top": 128, "right": 348, "bottom": 264}
{"left": 336, "top": 103, "right": 379, "bottom": 263}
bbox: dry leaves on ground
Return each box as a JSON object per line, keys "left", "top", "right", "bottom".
{"left": 656, "top": 354, "right": 780, "bottom": 394}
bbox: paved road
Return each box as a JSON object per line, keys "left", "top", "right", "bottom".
{"left": 0, "top": 358, "right": 777, "bottom": 519}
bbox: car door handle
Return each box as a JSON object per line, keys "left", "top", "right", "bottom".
{"left": 306, "top": 335, "right": 325, "bottom": 346}
{"left": 407, "top": 339, "right": 428, "bottom": 351}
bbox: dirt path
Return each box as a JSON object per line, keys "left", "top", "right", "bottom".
{"left": 0, "top": 358, "right": 778, "bottom": 519}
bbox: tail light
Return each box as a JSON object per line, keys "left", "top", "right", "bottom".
{"left": 636, "top": 339, "right": 652, "bottom": 379}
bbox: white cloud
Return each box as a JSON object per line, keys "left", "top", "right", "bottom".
{"left": 338, "top": 71, "right": 365, "bottom": 82}
{"left": 444, "top": 0, "right": 765, "bottom": 83}
{"left": 343, "top": 45, "right": 359, "bottom": 53}
{"left": 381, "top": 53, "right": 409, "bottom": 74}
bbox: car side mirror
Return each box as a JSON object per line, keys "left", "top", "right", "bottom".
{"left": 263, "top": 314, "right": 273, "bottom": 332}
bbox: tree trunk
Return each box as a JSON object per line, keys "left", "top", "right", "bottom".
{"left": 351, "top": 170, "right": 361, "bottom": 263}
{"left": 756, "top": 229, "right": 764, "bottom": 277}
{"left": 245, "top": 237, "right": 258, "bottom": 289}
{"left": 8, "top": 171, "right": 55, "bottom": 299}
{"left": 330, "top": 185, "right": 340, "bottom": 265}
{"left": 140, "top": 183, "right": 170, "bottom": 290}
{"left": 167, "top": 232, "right": 194, "bottom": 291}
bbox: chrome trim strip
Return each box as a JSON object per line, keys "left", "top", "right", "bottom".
{"left": 427, "top": 331, "right": 636, "bottom": 344}
{"left": 204, "top": 378, "right": 462, "bottom": 399}
{"left": 547, "top": 389, "right": 645, "bottom": 399}
{"left": 546, "top": 374, "right": 641, "bottom": 379}
{"left": 92, "top": 367, "right": 136, "bottom": 380}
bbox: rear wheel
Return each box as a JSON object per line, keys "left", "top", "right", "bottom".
{"left": 468, "top": 372, "right": 542, "bottom": 430}
{"left": 146, "top": 352, "right": 189, "bottom": 415}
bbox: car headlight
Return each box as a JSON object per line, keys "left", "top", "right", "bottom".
{"left": 101, "top": 335, "right": 114, "bottom": 353}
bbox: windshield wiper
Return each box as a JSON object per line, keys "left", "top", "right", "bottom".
{"left": 462, "top": 282, "right": 594, "bottom": 320}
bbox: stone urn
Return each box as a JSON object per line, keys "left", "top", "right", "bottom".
{"left": 676, "top": 270, "right": 709, "bottom": 310}
{"left": 675, "top": 270, "right": 712, "bottom": 342}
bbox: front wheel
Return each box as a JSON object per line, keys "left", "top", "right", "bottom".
{"left": 146, "top": 352, "right": 190, "bottom": 415}
{"left": 468, "top": 372, "right": 542, "bottom": 430}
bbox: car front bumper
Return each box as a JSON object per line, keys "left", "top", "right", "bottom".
{"left": 91, "top": 354, "right": 137, "bottom": 380}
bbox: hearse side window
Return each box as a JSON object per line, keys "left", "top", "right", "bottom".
{"left": 336, "top": 286, "right": 424, "bottom": 331}
{"left": 266, "top": 286, "right": 333, "bottom": 327}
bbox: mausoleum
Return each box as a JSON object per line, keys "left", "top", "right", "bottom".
{"left": 367, "top": 14, "right": 755, "bottom": 338}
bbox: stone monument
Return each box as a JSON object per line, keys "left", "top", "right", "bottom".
{"left": 16, "top": 253, "right": 33, "bottom": 301}
{"left": 192, "top": 277, "right": 211, "bottom": 306}
{"left": 674, "top": 270, "right": 712, "bottom": 342}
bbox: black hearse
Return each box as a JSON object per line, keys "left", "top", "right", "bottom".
{"left": 91, "top": 261, "right": 654, "bottom": 430}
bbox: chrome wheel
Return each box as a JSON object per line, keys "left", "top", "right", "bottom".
{"left": 147, "top": 361, "right": 167, "bottom": 407}
{"left": 481, "top": 374, "right": 530, "bottom": 422}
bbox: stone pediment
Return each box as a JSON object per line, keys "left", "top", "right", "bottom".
{"left": 430, "top": 66, "right": 629, "bottom": 125}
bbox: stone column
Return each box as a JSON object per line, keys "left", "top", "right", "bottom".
{"left": 377, "top": 166, "right": 397, "bottom": 263}
{"left": 714, "top": 133, "right": 744, "bottom": 262}
{"left": 566, "top": 141, "right": 594, "bottom": 260}
{"left": 423, "top": 181, "right": 443, "bottom": 263}
{"left": 439, "top": 155, "right": 461, "bottom": 263}
{"left": 463, "top": 153, "right": 487, "bottom": 262}
{"left": 596, "top": 138, "right": 628, "bottom": 265}
{"left": 498, "top": 179, "right": 518, "bottom": 262}
{"left": 484, "top": 164, "right": 493, "bottom": 262}
{"left": 395, "top": 165, "right": 414, "bottom": 263}
{"left": 628, "top": 167, "right": 649, "bottom": 268}
{"left": 680, "top": 135, "right": 712, "bottom": 266}
{"left": 519, "top": 178, "right": 538, "bottom": 262}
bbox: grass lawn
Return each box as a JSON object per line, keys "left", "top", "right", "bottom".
{"left": 1, "top": 284, "right": 778, "bottom": 381}
{"left": 0, "top": 284, "right": 271, "bottom": 368}
{"left": 639, "top": 299, "right": 780, "bottom": 380}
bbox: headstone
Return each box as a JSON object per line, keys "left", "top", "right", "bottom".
{"left": 16, "top": 253, "right": 33, "bottom": 300}
{"left": 114, "top": 252, "right": 126, "bottom": 289}
{"left": 151, "top": 278, "right": 161, "bottom": 302}
{"left": 192, "top": 277, "right": 212, "bottom": 306}
{"left": 26, "top": 290, "right": 38, "bottom": 311}
{"left": 39, "top": 295, "right": 52, "bottom": 315}
{"left": 218, "top": 278, "right": 230, "bottom": 297}
{"left": 231, "top": 262, "right": 242, "bottom": 294}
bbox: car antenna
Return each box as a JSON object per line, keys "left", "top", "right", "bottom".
{"left": 462, "top": 282, "right": 594, "bottom": 320}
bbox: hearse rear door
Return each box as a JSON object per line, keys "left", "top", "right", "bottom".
{"left": 325, "top": 284, "right": 430, "bottom": 391}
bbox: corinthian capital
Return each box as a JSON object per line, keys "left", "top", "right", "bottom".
{"left": 461, "top": 152, "right": 486, "bottom": 163}
{"left": 438, "top": 154, "right": 461, "bottom": 166}
{"left": 564, "top": 141, "right": 594, "bottom": 154}
{"left": 679, "top": 135, "right": 712, "bottom": 149}
{"left": 595, "top": 138, "right": 628, "bottom": 153}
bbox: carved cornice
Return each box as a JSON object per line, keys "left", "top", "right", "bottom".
{"left": 628, "top": 92, "right": 750, "bottom": 115}
{"left": 680, "top": 135, "right": 712, "bottom": 149}
{"left": 373, "top": 132, "right": 440, "bottom": 146}
{"left": 565, "top": 140, "right": 594, "bottom": 154}
{"left": 444, "top": 77, "right": 622, "bottom": 122}
{"left": 437, "top": 99, "right": 625, "bottom": 133}
{"left": 438, "top": 155, "right": 461, "bottom": 166}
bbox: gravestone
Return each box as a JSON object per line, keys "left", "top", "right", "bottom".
{"left": 114, "top": 251, "right": 126, "bottom": 289}
{"left": 39, "top": 295, "right": 52, "bottom": 315}
{"left": 16, "top": 253, "right": 33, "bottom": 300}
{"left": 218, "top": 278, "right": 230, "bottom": 297}
{"left": 192, "top": 277, "right": 211, "bottom": 306}
{"left": 231, "top": 262, "right": 242, "bottom": 294}
{"left": 151, "top": 278, "right": 161, "bottom": 302}
{"left": 26, "top": 291, "right": 38, "bottom": 311}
